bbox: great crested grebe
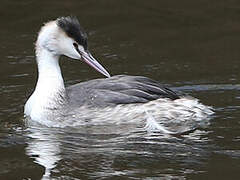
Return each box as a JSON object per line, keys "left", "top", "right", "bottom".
{"left": 24, "top": 16, "right": 213, "bottom": 131}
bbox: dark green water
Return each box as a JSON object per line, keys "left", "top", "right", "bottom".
{"left": 0, "top": 0, "right": 239, "bottom": 179}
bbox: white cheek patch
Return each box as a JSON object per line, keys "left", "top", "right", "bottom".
{"left": 43, "top": 38, "right": 59, "bottom": 55}
{"left": 58, "top": 34, "right": 81, "bottom": 59}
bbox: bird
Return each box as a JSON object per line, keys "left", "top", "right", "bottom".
{"left": 24, "top": 16, "right": 213, "bottom": 131}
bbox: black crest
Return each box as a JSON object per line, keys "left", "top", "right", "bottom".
{"left": 57, "top": 16, "right": 88, "bottom": 50}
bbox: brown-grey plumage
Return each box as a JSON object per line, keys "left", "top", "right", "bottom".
{"left": 56, "top": 17, "right": 180, "bottom": 106}
{"left": 25, "top": 16, "right": 213, "bottom": 129}
{"left": 67, "top": 75, "right": 180, "bottom": 108}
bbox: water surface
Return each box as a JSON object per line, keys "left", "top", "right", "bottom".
{"left": 0, "top": 0, "right": 240, "bottom": 179}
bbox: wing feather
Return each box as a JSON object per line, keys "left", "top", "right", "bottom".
{"left": 67, "top": 75, "right": 180, "bottom": 107}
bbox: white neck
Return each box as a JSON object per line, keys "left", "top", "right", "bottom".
{"left": 36, "top": 47, "right": 64, "bottom": 90}
{"left": 24, "top": 46, "right": 67, "bottom": 122}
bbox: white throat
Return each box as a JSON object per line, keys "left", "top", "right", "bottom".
{"left": 24, "top": 45, "right": 67, "bottom": 123}
{"left": 36, "top": 47, "right": 63, "bottom": 87}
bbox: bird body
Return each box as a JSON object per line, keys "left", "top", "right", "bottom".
{"left": 24, "top": 17, "right": 213, "bottom": 132}
{"left": 67, "top": 75, "right": 179, "bottom": 108}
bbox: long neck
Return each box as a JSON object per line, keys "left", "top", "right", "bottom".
{"left": 35, "top": 47, "right": 67, "bottom": 103}
{"left": 36, "top": 48, "right": 64, "bottom": 89}
{"left": 29, "top": 47, "right": 67, "bottom": 112}
{"left": 24, "top": 46, "right": 68, "bottom": 123}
